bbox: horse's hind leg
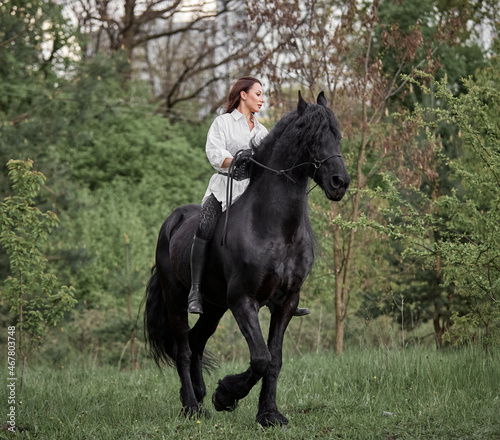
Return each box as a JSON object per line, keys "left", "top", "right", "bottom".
{"left": 188, "top": 301, "right": 227, "bottom": 405}
{"left": 212, "top": 296, "right": 271, "bottom": 412}
{"left": 157, "top": 273, "right": 201, "bottom": 417}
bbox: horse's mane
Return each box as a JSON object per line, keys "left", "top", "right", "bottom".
{"left": 252, "top": 102, "right": 341, "bottom": 170}
{"left": 249, "top": 101, "right": 340, "bottom": 252}
{"left": 253, "top": 110, "right": 299, "bottom": 156}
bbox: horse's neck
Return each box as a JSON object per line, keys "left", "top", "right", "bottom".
{"left": 248, "top": 163, "right": 310, "bottom": 238}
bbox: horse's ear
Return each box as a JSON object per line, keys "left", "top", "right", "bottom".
{"left": 317, "top": 91, "right": 328, "bottom": 107}
{"left": 298, "top": 91, "right": 307, "bottom": 115}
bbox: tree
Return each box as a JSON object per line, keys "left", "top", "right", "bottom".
{"left": 0, "top": 160, "right": 76, "bottom": 383}
{"left": 72, "top": 0, "right": 269, "bottom": 115}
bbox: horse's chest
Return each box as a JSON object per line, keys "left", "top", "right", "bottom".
{"left": 258, "top": 240, "right": 313, "bottom": 289}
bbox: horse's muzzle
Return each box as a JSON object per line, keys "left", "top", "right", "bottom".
{"left": 325, "top": 174, "right": 350, "bottom": 201}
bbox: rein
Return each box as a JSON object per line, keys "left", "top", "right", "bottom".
{"left": 220, "top": 150, "right": 343, "bottom": 246}
{"left": 249, "top": 153, "right": 342, "bottom": 184}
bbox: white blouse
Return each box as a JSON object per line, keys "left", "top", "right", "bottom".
{"left": 202, "top": 109, "right": 268, "bottom": 210}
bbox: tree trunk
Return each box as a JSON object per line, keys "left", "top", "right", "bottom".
{"left": 122, "top": 0, "right": 136, "bottom": 57}
{"left": 332, "top": 132, "right": 368, "bottom": 354}
{"left": 333, "top": 218, "right": 345, "bottom": 354}
{"left": 334, "top": 282, "right": 345, "bottom": 354}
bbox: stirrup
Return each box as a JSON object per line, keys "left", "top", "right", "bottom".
{"left": 293, "top": 307, "right": 310, "bottom": 317}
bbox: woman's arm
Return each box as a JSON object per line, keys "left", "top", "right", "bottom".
{"left": 206, "top": 118, "right": 233, "bottom": 171}
{"left": 221, "top": 158, "right": 232, "bottom": 169}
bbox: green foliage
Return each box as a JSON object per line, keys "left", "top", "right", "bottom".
{"left": 408, "top": 70, "right": 499, "bottom": 346}
{"left": 0, "top": 159, "right": 76, "bottom": 375}
{"left": 64, "top": 109, "right": 210, "bottom": 210}
{"left": 348, "top": 68, "right": 500, "bottom": 347}
{"left": 1, "top": 1, "right": 213, "bottom": 357}
{"left": 1, "top": 0, "right": 212, "bottom": 317}
{"left": 0, "top": 0, "right": 76, "bottom": 163}
{"left": 53, "top": 108, "right": 212, "bottom": 308}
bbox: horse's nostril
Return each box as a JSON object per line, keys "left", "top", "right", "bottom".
{"left": 331, "top": 176, "right": 346, "bottom": 189}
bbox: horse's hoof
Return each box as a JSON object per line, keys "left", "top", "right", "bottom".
{"left": 212, "top": 383, "right": 238, "bottom": 412}
{"left": 180, "top": 406, "right": 197, "bottom": 418}
{"left": 198, "top": 407, "right": 212, "bottom": 419}
{"left": 180, "top": 405, "right": 210, "bottom": 419}
{"left": 256, "top": 410, "right": 289, "bottom": 428}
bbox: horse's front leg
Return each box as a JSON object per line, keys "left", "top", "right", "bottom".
{"left": 212, "top": 295, "right": 271, "bottom": 412}
{"left": 256, "top": 292, "right": 297, "bottom": 428}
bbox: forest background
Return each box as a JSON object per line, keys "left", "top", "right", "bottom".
{"left": 0, "top": 0, "right": 499, "bottom": 372}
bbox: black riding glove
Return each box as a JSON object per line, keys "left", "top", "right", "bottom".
{"left": 232, "top": 150, "right": 253, "bottom": 181}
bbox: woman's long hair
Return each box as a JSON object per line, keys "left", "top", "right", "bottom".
{"left": 224, "top": 77, "right": 262, "bottom": 114}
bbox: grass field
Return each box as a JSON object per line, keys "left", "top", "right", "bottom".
{"left": 1, "top": 347, "right": 499, "bottom": 439}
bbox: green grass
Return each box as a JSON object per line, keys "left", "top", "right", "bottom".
{"left": 2, "top": 347, "right": 499, "bottom": 439}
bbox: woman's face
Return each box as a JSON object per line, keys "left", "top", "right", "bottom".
{"left": 241, "top": 82, "right": 264, "bottom": 113}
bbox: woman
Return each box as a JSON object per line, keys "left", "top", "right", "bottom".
{"left": 188, "top": 77, "right": 309, "bottom": 318}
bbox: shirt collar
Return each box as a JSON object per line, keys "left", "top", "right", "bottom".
{"left": 230, "top": 109, "right": 260, "bottom": 126}
{"left": 230, "top": 109, "right": 244, "bottom": 121}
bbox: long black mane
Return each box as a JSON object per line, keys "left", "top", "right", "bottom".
{"left": 251, "top": 101, "right": 342, "bottom": 180}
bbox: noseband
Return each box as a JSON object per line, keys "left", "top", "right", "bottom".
{"left": 221, "top": 150, "right": 343, "bottom": 245}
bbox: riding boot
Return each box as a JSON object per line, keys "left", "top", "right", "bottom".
{"left": 188, "top": 236, "right": 210, "bottom": 315}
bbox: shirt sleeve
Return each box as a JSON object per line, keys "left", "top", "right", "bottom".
{"left": 205, "top": 117, "right": 234, "bottom": 171}
{"left": 253, "top": 123, "right": 269, "bottom": 145}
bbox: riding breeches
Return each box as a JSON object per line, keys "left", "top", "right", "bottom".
{"left": 196, "top": 194, "right": 222, "bottom": 240}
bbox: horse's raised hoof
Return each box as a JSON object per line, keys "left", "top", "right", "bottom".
{"left": 256, "top": 410, "right": 289, "bottom": 428}
{"left": 212, "top": 381, "right": 239, "bottom": 412}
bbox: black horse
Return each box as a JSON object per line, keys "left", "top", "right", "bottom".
{"left": 144, "top": 92, "right": 350, "bottom": 427}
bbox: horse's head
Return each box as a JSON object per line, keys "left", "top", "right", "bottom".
{"left": 293, "top": 92, "right": 350, "bottom": 201}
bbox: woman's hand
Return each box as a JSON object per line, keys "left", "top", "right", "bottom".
{"left": 222, "top": 150, "right": 253, "bottom": 170}
{"left": 232, "top": 150, "right": 253, "bottom": 168}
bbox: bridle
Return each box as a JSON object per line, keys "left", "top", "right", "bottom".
{"left": 248, "top": 152, "right": 343, "bottom": 184}
{"left": 221, "top": 150, "right": 343, "bottom": 245}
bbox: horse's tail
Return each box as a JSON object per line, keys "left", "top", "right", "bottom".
{"left": 144, "top": 265, "right": 176, "bottom": 367}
